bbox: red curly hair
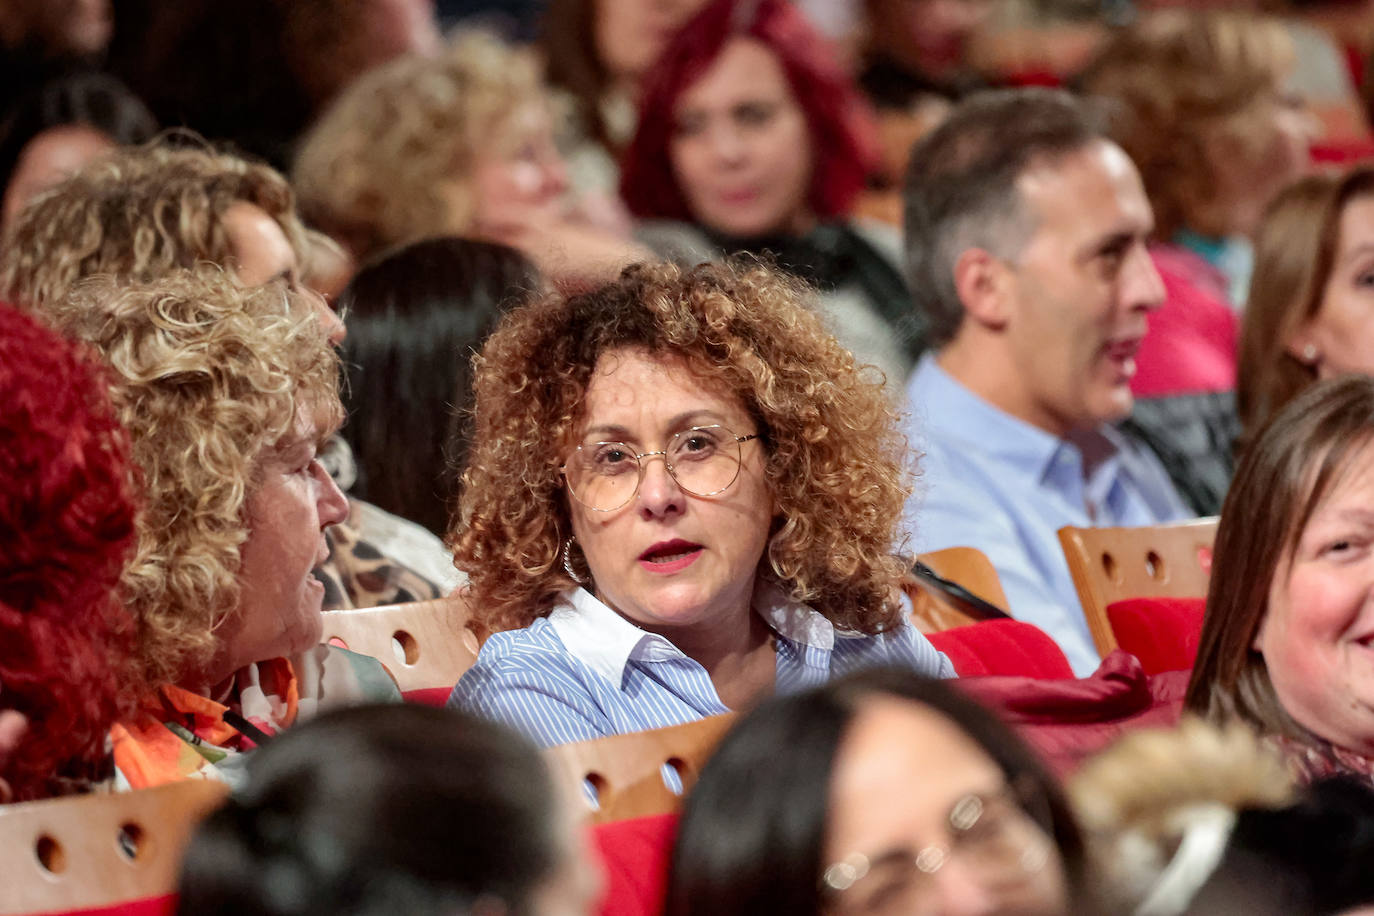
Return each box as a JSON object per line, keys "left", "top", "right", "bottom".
{"left": 0, "top": 304, "right": 137, "bottom": 801}
{"left": 620, "top": 0, "right": 880, "bottom": 224}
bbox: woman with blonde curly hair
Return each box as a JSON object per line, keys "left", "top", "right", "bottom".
{"left": 1, "top": 139, "right": 340, "bottom": 324}
{"left": 1, "top": 139, "right": 454, "bottom": 609}
{"left": 449, "top": 260, "right": 952, "bottom": 748}
{"left": 45, "top": 268, "right": 397, "bottom": 789}
{"left": 292, "top": 33, "right": 645, "bottom": 289}
{"left": 1079, "top": 10, "right": 1317, "bottom": 399}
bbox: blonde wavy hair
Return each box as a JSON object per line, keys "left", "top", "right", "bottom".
{"left": 453, "top": 260, "right": 913, "bottom": 635}
{"left": 1080, "top": 10, "right": 1295, "bottom": 239}
{"left": 41, "top": 269, "right": 343, "bottom": 689}
{"left": 292, "top": 32, "right": 545, "bottom": 261}
{"left": 0, "top": 138, "right": 333, "bottom": 309}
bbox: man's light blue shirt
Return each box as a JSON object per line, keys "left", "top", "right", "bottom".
{"left": 901, "top": 354, "right": 1190, "bottom": 675}
{"left": 449, "top": 583, "right": 954, "bottom": 749}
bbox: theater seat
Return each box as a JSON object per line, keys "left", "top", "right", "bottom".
{"left": 927, "top": 619, "right": 1075, "bottom": 679}
{"left": 1106, "top": 596, "right": 1205, "bottom": 675}
{"left": 592, "top": 813, "right": 679, "bottom": 916}
{"left": 20, "top": 899, "right": 176, "bottom": 916}
{"left": 961, "top": 651, "right": 1189, "bottom": 775}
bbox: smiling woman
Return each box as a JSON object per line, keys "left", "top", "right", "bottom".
{"left": 1188, "top": 375, "right": 1374, "bottom": 785}
{"left": 448, "top": 260, "right": 952, "bottom": 748}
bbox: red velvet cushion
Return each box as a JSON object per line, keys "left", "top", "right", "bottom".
{"left": 592, "top": 813, "right": 679, "bottom": 916}
{"left": 1107, "top": 596, "right": 1206, "bottom": 675}
{"left": 401, "top": 686, "right": 453, "bottom": 707}
{"left": 961, "top": 651, "right": 1189, "bottom": 775}
{"left": 927, "top": 620, "right": 1075, "bottom": 679}
{"left": 27, "top": 896, "right": 177, "bottom": 916}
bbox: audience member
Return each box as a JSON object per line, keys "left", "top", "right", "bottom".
{"left": 621, "top": 0, "right": 919, "bottom": 387}
{"left": 177, "top": 704, "right": 601, "bottom": 916}
{"left": 859, "top": 0, "right": 993, "bottom": 110}
{"left": 1188, "top": 375, "right": 1374, "bottom": 787}
{"left": 105, "top": 0, "right": 440, "bottom": 169}
{"left": 1073, "top": 718, "right": 1374, "bottom": 914}
{"left": 0, "top": 72, "right": 157, "bottom": 233}
{"left": 901, "top": 88, "right": 1189, "bottom": 675}
{"left": 450, "top": 261, "right": 952, "bottom": 747}
{"left": 1081, "top": 11, "right": 1314, "bottom": 311}
{"left": 667, "top": 667, "right": 1086, "bottom": 916}
{"left": 293, "top": 33, "right": 645, "bottom": 290}
{"left": 539, "top": 0, "right": 709, "bottom": 202}
{"left": 0, "top": 0, "right": 110, "bottom": 118}
{"left": 0, "top": 303, "right": 137, "bottom": 802}
{"left": 340, "top": 237, "right": 540, "bottom": 539}
{"left": 43, "top": 270, "right": 398, "bottom": 789}
{"left": 0, "top": 140, "right": 449, "bottom": 608}
{"left": 1238, "top": 167, "right": 1374, "bottom": 446}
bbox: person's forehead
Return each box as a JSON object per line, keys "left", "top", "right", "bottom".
{"left": 825, "top": 699, "right": 1004, "bottom": 853}
{"left": 1015, "top": 141, "right": 1151, "bottom": 238}
{"left": 677, "top": 37, "right": 792, "bottom": 110}
{"left": 582, "top": 347, "right": 750, "bottom": 424}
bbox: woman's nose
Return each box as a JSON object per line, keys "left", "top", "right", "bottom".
{"left": 636, "top": 455, "right": 686, "bottom": 518}
{"left": 315, "top": 462, "right": 350, "bottom": 528}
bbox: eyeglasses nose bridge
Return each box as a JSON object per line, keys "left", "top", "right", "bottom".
{"left": 633, "top": 448, "right": 683, "bottom": 490}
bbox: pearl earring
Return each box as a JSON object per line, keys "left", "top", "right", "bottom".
{"left": 1303, "top": 343, "right": 1319, "bottom": 363}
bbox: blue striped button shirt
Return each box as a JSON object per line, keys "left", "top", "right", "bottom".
{"left": 449, "top": 584, "right": 956, "bottom": 749}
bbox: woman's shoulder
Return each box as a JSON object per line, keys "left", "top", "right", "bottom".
{"left": 833, "top": 618, "right": 956, "bottom": 679}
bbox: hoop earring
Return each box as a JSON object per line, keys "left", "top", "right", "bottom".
{"left": 562, "top": 538, "right": 590, "bottom": 585}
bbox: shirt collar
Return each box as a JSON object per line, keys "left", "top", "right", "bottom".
{"left": 548, "top": 581, "right": 837, "bottom": 686}
{"left": 908, "top": 354, "right": 1132, "bottom": 488}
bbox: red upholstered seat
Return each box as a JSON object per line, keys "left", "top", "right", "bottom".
{"left": 19, "top": 896, "right": 177, "bottom": 916}
{"left": 927, "top": 619, "right": 1075, "bottom": 679}
{"left": 961, "top": 651, "right": 1189, "bottom": 775}
{"left": 1106, "top": 596, "right": 1205, "bottom": 675}
{"left": 592, "top": 813, "right": 679, "bottom": 916}
{"left": 401, "top": 686, "right": 453, "bottom": 706}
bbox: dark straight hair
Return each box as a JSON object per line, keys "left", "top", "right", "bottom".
{"left": 339, "top": 236, "right": 539, "bottom": 536}
{"left": 177, "top": 704, "right": 561, "bottom": 916}
{"left": 665, "top": 666, "right": 1089, "bottom": 916}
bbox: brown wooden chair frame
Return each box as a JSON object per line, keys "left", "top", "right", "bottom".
{"left": 320, "top": 593, "right": 478, "bottom": 694}
{"left": 1057, "top": 518, "right": 1218, "bottom": 657}
{"left": 0, "top": 779, "right": 227, "bottom": 915}
{"left": 544, "top": 714, "right": 738, "bottom": 824}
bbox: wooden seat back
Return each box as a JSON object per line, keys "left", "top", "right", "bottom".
{"left": 0, "top": 779, "right": 227, "bottom": 915}
{"left": 544, "top": 714, "right": 737, "bottom": 824}
{"left": 905, "top": 546, "right": 1009, "bottom": 633}
{"left": 320, "top": 593, "right": 479, "bottom": 693}
{"left": 1057, "top": 518, "right": 1218, "bottom": 656}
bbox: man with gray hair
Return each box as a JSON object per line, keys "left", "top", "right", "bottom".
{"left": 901, "top": 88, "right": 1190, "bottom": 674}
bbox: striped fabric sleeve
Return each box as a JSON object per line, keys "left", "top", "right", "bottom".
{"left": 449, "top": 653, "right": 612, "bottom": 749}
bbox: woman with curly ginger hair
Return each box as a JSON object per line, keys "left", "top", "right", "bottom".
{"left": 0, "top": 303, "right": 138, "bottom": 802}
{"left": 45, "top": 268, "right": 398, "bottom": 789}
{"left": 449, "top": 260, "right": 952, "bottom": 748}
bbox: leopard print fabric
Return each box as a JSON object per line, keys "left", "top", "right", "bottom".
{"left": 313, "top": 499, "right": 442, "bottom": 610}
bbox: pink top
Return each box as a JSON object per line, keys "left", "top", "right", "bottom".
{"left": 1132, "top": 245, "right": 1239, "bottom": 398}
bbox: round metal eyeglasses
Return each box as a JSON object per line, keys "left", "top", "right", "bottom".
{"left": 819, "top": 782, "right": 1054, "bottom": 916}
{"left": 561, "top": 425, "right": 760, "bottom": 512}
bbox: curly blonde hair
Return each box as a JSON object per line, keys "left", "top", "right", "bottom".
{"left": 292, "top": 33, "right": 545, "bottom": 261}
{"left": 0, "top": 138, "right": 327, "bottom": 309}
{"left": 41, "top": 268, "right": 343, "bottom": 689}
{"left": 1080, "top": 10, "right": 1295, "bottom": 239}
{"left": 454, "top": 260, "right": 912, "bottom": 635}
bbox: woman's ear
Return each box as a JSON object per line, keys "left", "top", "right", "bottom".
{"left": 1284, "top": 322, "right": 1321, "bottom": 368}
